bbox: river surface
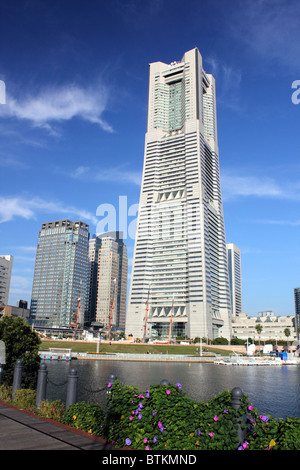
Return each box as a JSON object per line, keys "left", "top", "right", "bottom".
{"left": 44, "top": 359, "right": 300, "bottom": 419}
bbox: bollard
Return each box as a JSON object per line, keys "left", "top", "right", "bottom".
{"left": 230, "top": 387, "right": 247, "bottom": 444}
{"left": 12, "top": 359, "right": 23, "bottom": 400}
{"left": 230, "top": 387, "right": 244, "bottom": 411}
{"left": 160, "top": 379, "right": 170, "bottom": 386}
{"left": 65, "top": 367, "right": 78, "bottom": 410}
{"left": 35, "top": 362, "right": 48, "bottom": 408}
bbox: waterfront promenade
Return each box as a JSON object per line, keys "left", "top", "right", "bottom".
{"left": 0, "top": 401, "right": 114, "bottom": 450}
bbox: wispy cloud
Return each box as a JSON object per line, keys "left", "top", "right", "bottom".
{"left": 0, "top": 82, "right": 113, "bottom": 135}
{"left": 228, "top": 0, "right": 300, "bottom": 71}
{"left": 0, "top": 196, "right": 97, "bottom": 225}
{"left": 69, "top": 164, "right": 142, "bottom": 186}
{"left": 255, "top": 219, "right": 300, "bottom": 226}
{"left": 205, "top": 57, "right": 242, "bottom": 111}
{"left": 221, "top": 173, "right": 284, "bottom": 200}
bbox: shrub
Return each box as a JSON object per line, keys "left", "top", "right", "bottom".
{"left": 12, "top": 389, "right": 36, "bottom": 411}
{"left": 36, "top": 399, "right": 65, "bottom": 421}
{"left": 63, "top": 401, "right": 106, "bottom": 436}
{"left": 0, "top": 383, "right": 12, "bottom": 402}
{"left": 105, "top": 381, "right": 248, "bottom": 450}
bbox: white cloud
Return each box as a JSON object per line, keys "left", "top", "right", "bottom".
{"left": 221, "top": 174, "right": 284, "bottom": 200}
{"left": 70, "top": 164, "right": 142, "bottom": 186}
{"left": 0, "top": 196, "right": 98, "bottom": 226}
{"left": 228, "top": 0, "right": 300, "bottom": 71}
{"left": 0, "top": 82, "right": 113, "bottom": 134}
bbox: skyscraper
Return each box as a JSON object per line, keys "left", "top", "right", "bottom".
{"left": 227, "top": 243, "right": 242, "bottom": 316}
{"left": 86, "top": 232, "right": 128, "bottom": 330}
{"left": 0, "top": 255, "right": 13, "bottom": 305}
{"left": 126, "top": 47, "right": 232, "bottom": 341}
{"left": 30, "top": 220, "right": 89, "bottom": 329}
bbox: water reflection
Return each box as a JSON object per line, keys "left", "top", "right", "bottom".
{"left": 45, "top": 359, "right": 300, "bottom": 419}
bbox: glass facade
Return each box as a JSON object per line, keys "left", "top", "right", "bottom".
{"left": 30, "top": 220, "right": 89, "bottom": 329}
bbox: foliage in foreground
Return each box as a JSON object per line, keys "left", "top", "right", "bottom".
{"left": 0, "top": 316, "right": 41, "bottom": 388}
{"left": 64, "top": 381, "right": 300, "bottom": 451}
{"left": 1, "top": 381, "right": 299, "bottom": 450}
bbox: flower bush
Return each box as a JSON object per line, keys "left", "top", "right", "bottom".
{"left": 63, "top": 401, "right": 106, "bottom": 436}
{"left": 1, "top": 379, "right": 300, "bottom": 450}
{"left": 101, "top": 380, "right": 300, "bottom": 450}
{"left": 36, "top": 399, "right": 65, "bottom": 421}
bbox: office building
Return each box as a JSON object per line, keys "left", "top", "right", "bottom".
{"left": 232, "top": 311, "right": 297, "bottom": 343}
{"left": 0, "top": 255, "right": 13, "bottom": 305}
{"left": 126, "top": 47, "right": 232, "bottom": 341}
{"left": 86, "top": 232, "right": 128, "bottom": 330}
{"left": 227, "top": 243, "right": 242, "bottom": 316}
{"left": 30, "top": 220, "right": 89, "bottom": 329}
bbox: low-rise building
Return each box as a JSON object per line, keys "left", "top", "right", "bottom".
{"left": 232, "top": 310, "right": 297, "bottom": 343}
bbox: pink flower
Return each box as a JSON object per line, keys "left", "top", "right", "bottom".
{"left": 129, "top": 416, "right": 134, "bottom": 421}
{"left": 145, "top": 446, "right": 150, "bottom": 450}
{"left": 213, "top": 415, "right": 218, "bottom": 421}
{"left": 143, "top": 437, "right": 148, "bottom": 444}
{"left": 248, "top": 405, "right": 253, "bottom": 411}
{"left": 209, "top": 432, "right": 214, "bottom": 437}
{"left": 166, "top": 389, "right": 171, "bottom": 395}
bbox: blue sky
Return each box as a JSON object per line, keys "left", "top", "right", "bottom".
{"left": 0, "top": 0, "right": 299, "bottom": 316}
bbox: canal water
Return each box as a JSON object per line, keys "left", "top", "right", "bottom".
{"left": 45, "top": 359, "right": 300, "bottom": 419}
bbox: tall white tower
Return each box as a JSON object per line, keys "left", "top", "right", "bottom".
{"left": 126, "top": 47, "right": 232, "bottom": 341}
{"left": 227, "top": 243, "right": 242, "bottom": 316}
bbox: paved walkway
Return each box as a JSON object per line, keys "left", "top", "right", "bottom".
{"left": 0, "top": 401, "right": 114, "bottom": 450}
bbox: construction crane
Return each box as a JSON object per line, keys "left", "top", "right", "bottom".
{"left": 168, "top": 299, "right": 174, "bottom": 344}
{"left": 70, "top": 296, "right": 81, "bottom": 339}
{"left": 143, "top": 285, "right": 151, "bottom": 342}
{"left": 108, "top": 279, "right": 116, "bottom": 342}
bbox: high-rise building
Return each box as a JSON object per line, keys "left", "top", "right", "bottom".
{"left": 227, "top": 243, "right": 242, "bottom": 316}
{"left": 294, "top": 287, "right": 300, "bottom": 339}
{"left": 126, "top": 47, "right": 232, "bottom": 341}
{"left": 30, "top": 220, "right": 89, "bottom": 329}
{"left": 0, "top": 255, "right": 13, "bottom": 305}
{"left": 86, "top": 232, "right": 128, "bottom": 330}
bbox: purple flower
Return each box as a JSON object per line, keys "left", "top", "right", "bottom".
{"left": 125, "top": 438, "right": 131, "bottom": 446}
{"left": 176, "top": 383, "right": 182, "bottom": 389}
{"left": 197, "top": 429, "right": 202, "bottom": 436}
{"left": 153, "top": 436, "right": 157, "bottom": 443}
{"left": 259, "top": 415, "right": 269, "bottom": 423}
{"left": 146, "top": 390, "right": 150, "bottom": 398}
{"left": 139, "top": 402, "right": 143, "bottom": 408}
{"left": 158, "top": 421, "right": 163, "bottom": 428}
{"left": 138, "top": 413, "right": 142, "bottom": 420}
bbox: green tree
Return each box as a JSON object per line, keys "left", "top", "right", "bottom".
{"left": 284, "top": 328, "right": 291, "bottom": 351}
{"left": 255, "top": 323, "right": 263, "bottom": 353}
{"left": 0, "top": 316, "right": 41, "bottom": 388}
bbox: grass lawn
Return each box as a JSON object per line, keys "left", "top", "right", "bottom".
{"left": 39, "top": 340, "right": 230, "bottom": 356}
